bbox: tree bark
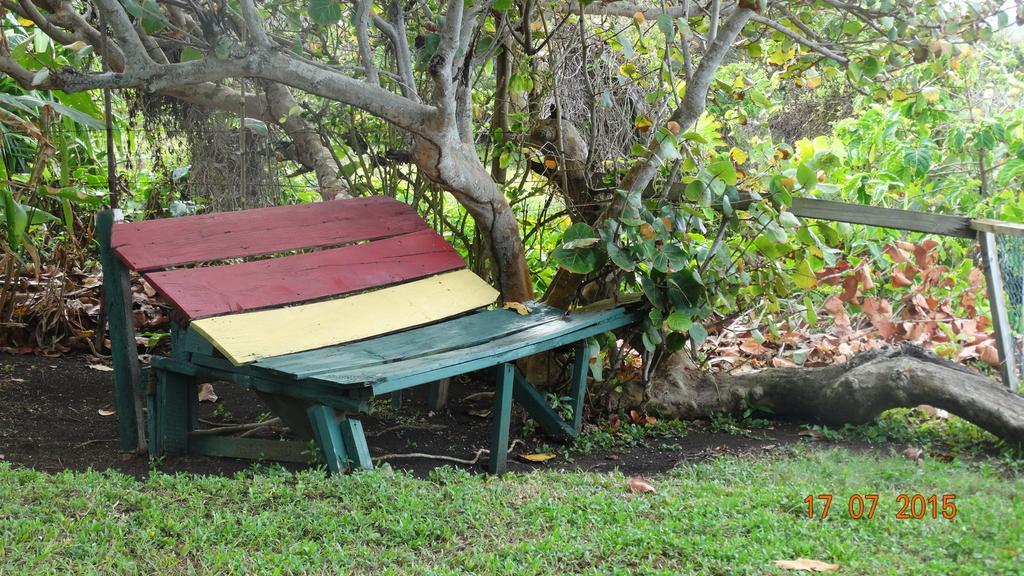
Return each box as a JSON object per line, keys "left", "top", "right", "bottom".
{"left": 643, "top": 343, "right": 1024, "bottom": 447}
{"left": 413, "top": 137, "right": 534, "bottom": 302}
{"left": 261, "top": 82, "right": 350, "bottom": 200}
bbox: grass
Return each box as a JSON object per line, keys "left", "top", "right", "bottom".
{"left": 1, "top": 447, "right": 1022, "bottom": 574}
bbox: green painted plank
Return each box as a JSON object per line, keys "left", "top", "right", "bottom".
{"left": 173, "top": 324, "right": 214, "bottom": 358}
{"left": 511, "top": 369, "right": 574, "bottom": 442}
{"left": 568, "top": 340, "right": 588, "bottom": 433}
{"left": 345, "top": 310, "right": 640, "bottom": 394}
{"left": 488, "top": 364, "right": 514, "bottom": 475}
{"left": 188, "top": 436, "right": 312, "bottom": 464}
{"left": 96, "top": 210, "right": 144, "bottom": 452}
{"left": 150, "top": 355, "right": 371, "bottom": 414}
{"left": 153, "top": 370, "right": 194, "bottom": 455}
{"left": 307, "top": 405, "right": 347, "bottom": 475}
{"left": 301, "top": 306, "right": 631, "bottom": 385}
{"left": 338, "top": 419, "right": 373, "bottom": 470}
{"left": 256, "top": 303, "right": 567, "bottom": 379}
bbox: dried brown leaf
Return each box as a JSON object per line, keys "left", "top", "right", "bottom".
{"left": 771, "top": 559, "right": 840, "bottom": 572}
{"left": 627, "top": 477, "right": 656, "bottom": 494}
{"left": 198, "top": 383, "right": 219, "bottom": 403}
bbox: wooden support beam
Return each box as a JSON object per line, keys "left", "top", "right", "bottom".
{"left": 152, "top": 355, "right": 371, "bottom": 414}
{"left": 790, "top": 198, "right": 976, "bottom": 238}
{"left": 338, "top": 418, "right": 373, "bottom": 470}
{"left": 568, "top": 341, "right": 589, "bottom": 434}
{"left": 972, "top": 219, "right": 1024, "bottom": 238}
{"left": 153, "top": 369, "right": 195, "bottom": 455}
{"left": 427, "top": 379, "right": 450, "bottom": 412}
{"left": 980, "top": 232, "right": 1019, "bottom": 391}
{"left": 307, "top": 404, "right": 348, "bottom": 475}
{"left": 511, "top": 370, "right": 575, "bottom": 442}
{"left": 188, "top": 436, "right": 312, "bottom": 463}
{"left": 488, "top": 363, "right": 514, "bottom": 474}
{"left": 96, "top": 210, "right": 146, "bottom": 453}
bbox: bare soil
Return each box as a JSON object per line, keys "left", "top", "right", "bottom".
{"left": 0, "top": 352, "right": 884, "bottom": 479}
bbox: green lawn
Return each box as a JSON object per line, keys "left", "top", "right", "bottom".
{"left": 0, "top": 447, "right": 1021, "bottom": 575}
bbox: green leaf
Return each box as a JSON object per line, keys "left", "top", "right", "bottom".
{"left": 666, "top": 312, "right": 692, "bottom": 332}
{"left": 779, "top": 211, "right": 802, "bottom": 228}
{"left": 308, "top": 0, "right": 342, "bottom": 24}
{"left": 656, "top": 14, "right": 674, "bottom": 35}
{"left": 120, "top": 0, "right": 167, "bottom": 34}
{"left": 860, "top": 55, "right": 880, "bottom": 78}
{"left": 607, "top": 242, "right": 635, "bottom": 272}
{"left": 803, "top": 295, "right": 817, "bottom": 326}
{"left": 974, "top": 128, "right": 996, "bottom": 151}
{"left": 793, "top": 259, "right": 817, "bottom": 289}
{"left": 552, "top": 223, "right": 605, "bottom": 274}
{"left": 903, "top": 147, "right": 931, "bottom": 178}
{"left": 492, "top": 0, "right": 512, "bottom": 10}
{"left": 847, "top": 60, "right": 862, "bottom": 82}
{"left": 709, "top": 159, "right": 737, "bottom": 185}
{"left": 796, "top": 164, "right": 817, "bottom": 191}
{"left": 2, "top": 189, "right": 27, "bottom": 248}
{"left": 688, "top": 323, "right": 708, "bottom": 347}
{"left": 665, "top": 331, "right": 687, "bottom": 352}
{"left": 179, "top": 46, "right": 204, "bottom": 62}
{"left": 241, "top": 118, "right": 269, "bottom": 137}
{"left": 0, "top": 93, "right": 104, "bottom": 130}
{"left": 639, "top": 274, "right": 664, "bottom": 310}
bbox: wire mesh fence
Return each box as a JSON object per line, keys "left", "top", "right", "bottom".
{"left": 997, "top": 234, "right": 1024, "bottom": 383}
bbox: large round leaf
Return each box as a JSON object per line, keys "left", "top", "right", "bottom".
{"left": 552, "top": 223, "right": 606, "bottom": 274}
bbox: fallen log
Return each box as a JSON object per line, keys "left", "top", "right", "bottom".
{"left": 647, "top": 343, "right": 1024, "bottom": 447}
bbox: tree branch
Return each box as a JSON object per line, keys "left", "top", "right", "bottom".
{"left": 750, "top": 13, "right": 849, "bottom": 65}
{"left": 90, "top": 0, "right": 154, "bottom": 69}
{"left": 567, "top": 0, "right": 696, "bottom": 19}
{"left": 373, "top": 0, "right": 418, "bottom": 101}
{"left": 429, "top": 0, "right": 465, "bottom": 123}
{"left": 353, "top": 0, "right": 380, "bottom": 85}
{"left": 239, "top": 0, "right": 271, "bottom": 48}
{"left": 621, "top": 5, "right": 753, "bottom": 195}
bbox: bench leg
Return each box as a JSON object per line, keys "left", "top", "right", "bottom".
{"left": 152, "top": 369, "right": 195, "bottom": 456}
{"left": 338, "top": 418, "right": 373, "bottom": 471}
{"left": 489, "top": 363, "right": 514, "bottom": 475}
{"left": 307, "top": 404, "right": 348, "bottom": 475}
{"left": 511, "top": 369, "right": 574, "bottom": 442}
{"left": 389, "top": 391, "right": 402, "bottom": 410}
{"left": 427, "top": 378, "right": 450, "bottom": 412}
{"left": 569, "top": 340, "right": 589, "bottom": 433}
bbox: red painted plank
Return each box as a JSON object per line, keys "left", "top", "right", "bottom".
{"left": 111, "top": 196, "right": 429, "bottom": 271}
{"left": 143, "top": 229, "right": 467, "bottom": 320}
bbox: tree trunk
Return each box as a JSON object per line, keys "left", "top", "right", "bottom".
{"left": 262, "top": 82, "right": 350, "bottom": 200}
{"left": 642, "top": 343, "right": 1024, "bottom": 447}
{"left": 413, "top": 135, "right": 533, "bottom": 302}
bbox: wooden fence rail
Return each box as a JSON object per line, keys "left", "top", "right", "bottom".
{"left": 789, "top": 198, "right": 1022, "bottom": 391}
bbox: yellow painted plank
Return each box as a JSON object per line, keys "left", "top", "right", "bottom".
{"left": 190, "top": 270, "right": 499, "bottom": 365}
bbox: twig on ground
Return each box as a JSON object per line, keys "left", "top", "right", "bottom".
{"left": 369, "top": 423, "right": 448, "bottom": 437}
{"left": 75, "top": 438, "right": 117, "bottom": 448}
{"left": 192, "top": 418, "right": 282, "bottom": 436}
{"left": 462, "top": 391, "right": 494, "bottom": 402}
{"left": 374, "top": 439, "right": 525, "bottom": 464}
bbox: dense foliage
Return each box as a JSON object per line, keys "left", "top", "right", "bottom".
{"left": 0, "top": 1, "right": 1021, "bottom": 381}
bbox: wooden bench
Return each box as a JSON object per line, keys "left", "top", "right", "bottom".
{"left": 97, "top": 196, "right": 640, "bottom": 473}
